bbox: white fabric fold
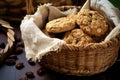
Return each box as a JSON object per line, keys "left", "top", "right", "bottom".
{"left": 32, "top": 3, "right": 49, "bottom": 29}
{"left": 20, "top": 3, "right": 78, "bottom": 61}
{"left": 48, "top": 5, "right": 78, "bottom": 21}
{"left": 105, "top": 24, "right": 120, "bottom": 41}
{"left": 20, "top": 16, "right": 65, "bottom": 61}
{"left": 91, "top": 0, "right": 120, "bottom": 27}
{"left": 87, "top": 0, "right": 120, "bottom": 41}
{"left": 80, "top": 0, "right": 90, "bottom": 11}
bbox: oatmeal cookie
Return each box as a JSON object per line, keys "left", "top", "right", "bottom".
{"left": 42, "top": 29, "right": 55, "bottom": 38}
{"left": 63, "top": 29, "right": 94, "bottom": 46}
{"left": 76, "top": 9, "right": 108, "bottom": 37}
{"left": 46, "top": 17, "right": 75, "bottom": 33}
{"left": 67, "top": 14, "right": 77, "bottom": 21}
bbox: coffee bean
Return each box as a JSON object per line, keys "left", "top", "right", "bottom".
{"left": 8, "top": 55, "right": 18, "bottom": 60}
{"left": 5, "top": 59, "right": 16, "bottom": 66}
{"left": 16, "top": 62, "right": 24, "bottom": 70}
{"left": 37, "top": 67, "right": 46, "bottom": 76}
{"left": 28, "top": 58, "right": 36, "bottom": 66}
{"left": 16, "top": 42, "right": 24, "bottom": 48}
{"left": 16, "top": 37, "right": 21, "bottom": 42}
{"left": 25, "top": 71, "right": 35, "bottom": 79}
{"left": 15, "top": 47, "right": 23, "bottom": 54}
{"left": 0, "top": 42, "right": 5, "bottom": 48}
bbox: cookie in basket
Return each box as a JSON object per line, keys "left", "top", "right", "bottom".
{"left": 46, "top": 17, "right": 76, "bottom": 33}
{"left": 76, "top": 9, "right": 108, "bottom": 37}
{"left": 41, "top": 29, "right": 55, "bottom": 38}
{"left": 67, "top": 13, "right": 77, "bottom": 21}
{"left": 63, "top": 29, "right": 94, "bottom": 46}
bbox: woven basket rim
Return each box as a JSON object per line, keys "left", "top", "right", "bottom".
{"left": 25, "top": 0, "right": 120, "bottom": 76}
{"left": 25, "top": 0, "right": 81, "bottom": 14}
{"left": 0, "top": 19, "right": 15, "bottom": 59}
{"left": 61, "top": 35, "right": 120, "bottom": 51}
{"left": 41, "top": 33, "right": 120, "bottom": 76}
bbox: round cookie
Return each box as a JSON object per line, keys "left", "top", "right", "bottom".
{"left": 76, "top": 9, "right": 108, "bottom": 37}
{"left": 67, "top": 14, "right": 77, "bottom": 21}
{"left": 46, "top": 17, "right": 75, "bottom": 33}
{"left": 63, "top": 29, "right": 94, "bottom": 46}
{"left": 41, "top": 29, "right": 55, "bottom": 38}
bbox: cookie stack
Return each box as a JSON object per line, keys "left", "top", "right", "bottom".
{"left": 43, "top": 9, "right": 109, "bottom": 46}
{"left": 39, "top": 1, "right": 120, "bottom": 76}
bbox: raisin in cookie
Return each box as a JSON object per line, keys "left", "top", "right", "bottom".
{"left": 63, "top": 29, "right": 94, "bottom": 46}
{"left": 76, "top": 9, "right": 108, "bottom": 37}
{"left": 46, "top": 17, "right": 75, "bottom": 33}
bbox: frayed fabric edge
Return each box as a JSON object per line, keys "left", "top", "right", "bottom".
{"left": 27, "top": 40, "right": 65, "bottom": 61}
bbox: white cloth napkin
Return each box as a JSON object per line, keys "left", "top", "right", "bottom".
{"left": 20, "top": 3, "right": 77, "bottom": 61}
{"left": 20, "top": 17, "right": 65, "bottom": 61}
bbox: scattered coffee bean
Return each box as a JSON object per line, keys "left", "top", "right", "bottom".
{"left": 37, "top": 67, "right": 46, "bottom": 76}
{"left": 25, "top": 71, "right": 35, "bottom": 79}
{"left": 16, "top": 62, "right": 24, "bottom": 70}
{"left": 5, "top": 59, "right": 16, "bottom": 66}
{"left": 17, "top": 42, "right": 24, "bottom": 48}
{"left": 36, "top": 59, "right": 44, "bottom": 65}
{"left": 19, "top": 77, "right": 28, "bottom": 80}
{"left": 8, "top": 55, "right": 18, "bottom": 60}
{"left": 28, "top": 58, "right": 36, "bottom": 66}
{"left": 15, "top": 47, "right": 23, "bottom": 54}
{"left": 16, "top": 37, "right": 21, "bottom": 42}
{"left": 0, "top": 42, "right": 5, "bottom": 48}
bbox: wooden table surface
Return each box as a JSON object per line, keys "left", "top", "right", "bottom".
{"left": 0, "top": 23, "right": 120, "bottom": 80}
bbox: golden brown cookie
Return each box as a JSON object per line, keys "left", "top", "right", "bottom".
{"left": 67, "top": 14, "right": 77, "bottom": 21}
{"left": 63, "top": 29, "right": 94, "bottom": 46}
{"left": 41, "top": 29, "right": 55, "bottom": 38}
{"left": 76, "top": 9, "right": 108, "bottom": 37}
{"left": 46, "top": 17, "right": 75, "bottom": 33}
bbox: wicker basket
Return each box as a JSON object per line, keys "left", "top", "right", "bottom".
{"left": 0, "top": 0, "right": 84, "bottom": 22}
{"left": 25, "top": 0, "right": 120, "bottom": 76}
{"left": 0, "top": 20, "right": 15, "bottom": 66}
{"left": 0, "top": 0, "right": 26, "bottom": 22}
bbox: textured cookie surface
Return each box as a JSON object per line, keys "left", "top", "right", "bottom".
{"left": 63, "top": 29, "right": 94, "bottom": 46}
{"left": 67, "top": 14, "right": 77, "bottom": 21}
{"left": 76, "top": 9, "right": 108, "bottom": 37}
{"left": 46, "top": 17, "right": 75, "bottom": 33}
{"left": 41, "top": 29, "right": 55, "bottom": 38}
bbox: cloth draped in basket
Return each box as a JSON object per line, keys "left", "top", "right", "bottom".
{"left": 20, "top": 0, "right": 120, "bottom": 61}
{"left": 20, "top": 3, "right": 77, "bottom": 61}
{"left": 90, "top": 0, "right": 120, "bottom": 41}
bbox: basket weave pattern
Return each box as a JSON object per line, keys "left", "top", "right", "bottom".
{"left": 41, "top": 37, "right": 120, "bottom": 75}
{"left": 26, "top": 0, "right": 120, "bottom": 76}
{"left": 0, "top": 20, "right": 15, "bottom": 65}
{"left": 0, "top": 0, "right": 26, "bottom": 22}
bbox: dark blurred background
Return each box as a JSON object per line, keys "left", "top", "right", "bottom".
{"left": 0, "top": 0, "right": 86, "bottom": 22}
